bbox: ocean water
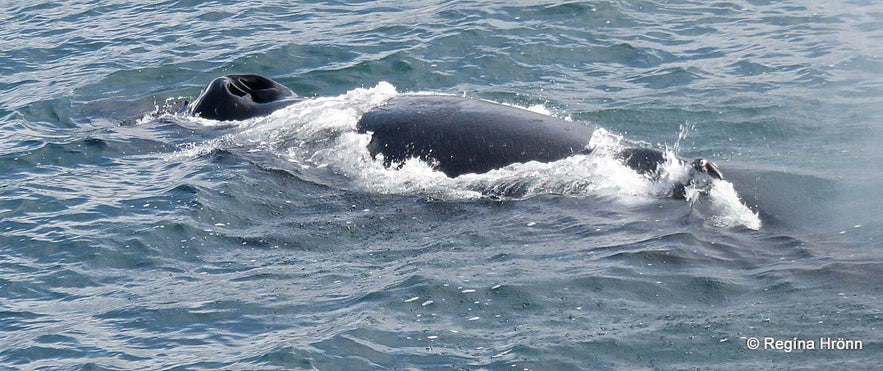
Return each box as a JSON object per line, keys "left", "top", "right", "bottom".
{"left": 1, "top": 0, "right": 881, "bottom": 369}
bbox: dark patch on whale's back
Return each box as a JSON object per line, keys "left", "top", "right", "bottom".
{"left": 357, "top": 95, "right": 594, "bottom": 177}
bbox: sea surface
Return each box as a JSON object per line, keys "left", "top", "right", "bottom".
{"left": 1, "top": 0, "right": 881, "bottom": 369}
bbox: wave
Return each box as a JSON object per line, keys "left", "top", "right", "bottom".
{"left": 167, "top": 82, "right": 761, "bottom": 230}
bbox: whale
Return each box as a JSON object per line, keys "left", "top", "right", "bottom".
{"left": 356, "top": 95, "right": 722, "bottom": 197}
{"left": 183, "top": 75, "right": 723, "bottom": 195}
{"left": 184, "top": 74, "right": 303, "bottom": 121}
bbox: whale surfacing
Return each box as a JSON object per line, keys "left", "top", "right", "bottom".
{"left": 356, "top": 95, "right": 595, "bottom": 177}
{"left": 183, "top": 74, "right": 723, "bottom": 196}
{"left": 185, "top": 74, "right": 302, "bottom": 121}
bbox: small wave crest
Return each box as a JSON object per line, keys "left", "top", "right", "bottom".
{"left": 170, "top": 82, "right": 761, "bottom": 229}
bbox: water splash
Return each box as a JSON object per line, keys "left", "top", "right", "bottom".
{"left": 671, "top": 121, "right": 761, "bottom": 229}
{"left": 673, "top": 121, "right": 695, "bottom": 154}
{"left": 686, "top": 181, "right": 762, "bottom": 230}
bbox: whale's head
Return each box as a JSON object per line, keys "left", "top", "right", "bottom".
{"left": 185, "top": 74, "right": 302, "bottom": 121}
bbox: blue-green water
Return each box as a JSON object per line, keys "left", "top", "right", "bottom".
{"left": 2, "top": 0, "right": 881, "bottom": 369}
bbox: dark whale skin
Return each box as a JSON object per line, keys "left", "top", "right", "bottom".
{"left": 357, "top": 95, "right": 595, "bottom": 177}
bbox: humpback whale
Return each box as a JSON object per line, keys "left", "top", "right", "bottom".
{"left": 183, "top": 75, "right": 723, "bottom": 194}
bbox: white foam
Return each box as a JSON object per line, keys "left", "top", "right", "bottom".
{"left": 686, "top": 180, "right": 762, "bottom": 230}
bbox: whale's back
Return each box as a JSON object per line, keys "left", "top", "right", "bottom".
{"left": 357, "top": 95, "right": 594, "bottom": 177}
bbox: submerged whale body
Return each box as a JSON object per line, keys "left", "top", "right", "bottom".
{"left": 183, "top": 74, "right": 723, "bottom": 192}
